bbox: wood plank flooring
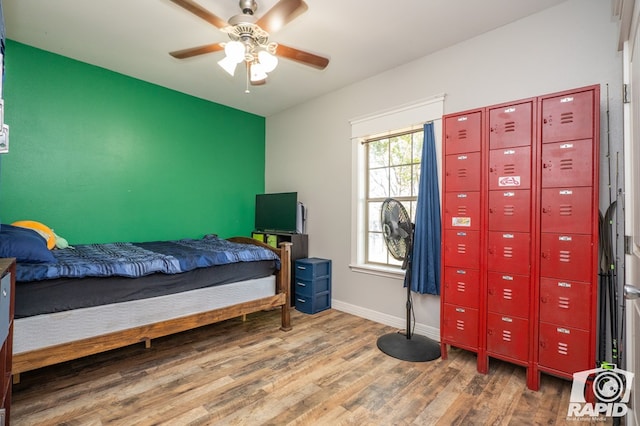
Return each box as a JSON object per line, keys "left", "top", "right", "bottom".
{"left": 12, "top": 309, "right": 575, "bottom": 425}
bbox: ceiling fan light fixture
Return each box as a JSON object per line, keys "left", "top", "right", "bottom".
{"left": 250, "top": 62, "right": 268, "bottom": 82}
{"left": 258, "top": 50, "right": 278, "bottom": 73}
{"left": 218, "top": 56, "right": 239, "bottom": 76}
{"left": 224, "top": 40, "right": 246, "bottom": 63}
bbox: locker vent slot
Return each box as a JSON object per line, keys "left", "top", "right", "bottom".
{"left": 456, "top": 244, "right": 467, "bottom": 254}
{"left": 456, "top": 282, "right": 466, "bottom": 292}
{"left": 503, "top": 246, "right": 514, "bottom": 258}
{"left": 456, "top": 320, "right": 465, "bottom": 331}
{"left": 559, "top": 204, "right": 572, "bottom": 216}
{"left": 457, "top": 206, "right": 468, "bottom": 215}
{"left": 504, "top": 121, "right": 516, "bottom": 133}
{"left": 457, "top": 168, "right": 468, "bottom": 179}
{"left": 503, "top": 164, "right": 516, "bottom": 174}
{"left": 502, "top": 330, "right": 512, "bottom": 342}
{"left": 558, "top": 297, "right": 570, "bottom": 309}
{"left": 558, "top": 342, "right": 569, "bottom": 355}
{"left": 560, "top": 112, "right": 574, "bottom": 124}
{"left": 503, "top": 288, "right": 513, "bottom": 300}
{"left": 559, "top": 250, "right": 571, "bottom": 263}
{"left": 559, "top": 159, "right": 573, "bottom": 170}
{"left": 458, "top": 130, "right": 468, "bottom": 139}
{"left": 503, "top": 205, "right": 515, "bottom": 216}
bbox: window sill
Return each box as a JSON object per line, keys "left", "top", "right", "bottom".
{"left": 349, "top": 263, "right": 405, "bottom": 280}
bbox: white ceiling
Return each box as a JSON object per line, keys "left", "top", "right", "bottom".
{"left": 3, "top": 0, "right": 568, "bottom": 117}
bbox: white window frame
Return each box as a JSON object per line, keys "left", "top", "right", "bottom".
{"left": 349, "top": 95, "right": 445, "bottom": 279}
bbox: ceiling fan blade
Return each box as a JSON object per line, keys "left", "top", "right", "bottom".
{"left": 169, "top": 43, "right": 224, "bottom": 59}
{"left": 275, "top": 43, "right": 329, "bottom": 70}
{"left": 169, "top": 0, "right": 228, "bottom": 29}
{"left": 256, "top": 0, "right": 308, "bottom": 34}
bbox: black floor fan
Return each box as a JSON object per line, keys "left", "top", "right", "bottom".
{"left": 376, "top": 198, "right": 441, "bottom": 362}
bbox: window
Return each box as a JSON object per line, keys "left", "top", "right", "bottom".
{"left": 349, "top": 96, "right": 444, "bottom": 277}
{"left": 365, "top": 129, "right": 423, "bottom": 267}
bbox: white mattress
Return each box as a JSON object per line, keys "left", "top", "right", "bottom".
{"left": 14, "top": 276, "right": 276, "bottom": 354}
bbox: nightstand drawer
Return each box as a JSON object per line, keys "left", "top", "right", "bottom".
{"left": 295, "top": 277, "right": 330, "bottom": 297}
{"left": 295, "top": 292, "right": 330, "bottom": 315}
{"left": 295, "top": 258, "right": 331, "bottom": 280}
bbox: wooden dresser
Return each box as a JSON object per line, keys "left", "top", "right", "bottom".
{"left": 0, "top": 258, "right": 15, "bottom": 425}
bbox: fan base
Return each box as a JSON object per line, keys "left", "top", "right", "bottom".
{"left": 377, "top": 332, "right": 441, "bottom": 362}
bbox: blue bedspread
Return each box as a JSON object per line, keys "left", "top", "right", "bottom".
{"left": 16, "top": 235, "right": 280, "bottom": 282}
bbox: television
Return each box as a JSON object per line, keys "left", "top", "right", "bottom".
{"left": 255, "top": 192, "right": 303, "bottom": 233}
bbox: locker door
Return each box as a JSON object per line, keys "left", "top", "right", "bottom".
{"left": 445, "top": 152, "right": 481, "bottom": 192}
{"left": 444, "top": 111, "right": 482, "bottom": 154}
{"left": 539, "top": 278, "right": 591, "bottom": 330}
{"left": 487, "top": 313, "right": 529, "bottom": 362}
{"left": 443, "top": 267, "right": 481, "bottom": 308}
{"left": 487, "top": 272, "right": 530, "bottom": 317}
{"left": 541, "top": 139, "right": 593, "bottom": 188}
{"left": 487, "top": 231, "right": 530, "bottom": 276}
{"left": 488, "top": 189, "right": 531, "bottom": 232}
{"left": 540, "top": 233, "right": 593, "bottom": 282}
{"left": 444, "top": 192, "right": 480, "bottom": 231}
{"left": 443, "top": 229, "right": 481, "bottom": 269}
{"left": 489, "top": 101, "right": 533, "bottom": 149}
{"left": 442, "top": 304, "right": 479, "bottom": 348}
{"left": 541, "top": 90, "right": 594, "bottom": 143}
{"left": 541, "top": 187, "right": 593, "bottom": 234}
{"left": 488, "top": 146, "right": 531, "bottom": 190}
{"left": 538, "top": 322, "right": 591, "bottom": 374}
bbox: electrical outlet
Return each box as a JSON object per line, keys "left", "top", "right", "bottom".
{"left": 0, "top": 124, "right": 9, "bottom": 154}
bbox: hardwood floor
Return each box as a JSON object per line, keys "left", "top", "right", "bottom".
{"left": 12, "top": 309, "right": 575, "bottom": 425}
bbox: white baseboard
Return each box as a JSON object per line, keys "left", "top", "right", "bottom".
{"left": 331, "top": 299, "right": 441, "bottom": 342}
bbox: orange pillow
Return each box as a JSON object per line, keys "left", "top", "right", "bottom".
{"left": 11, "top": 220, "right": 56, "bottom": 250}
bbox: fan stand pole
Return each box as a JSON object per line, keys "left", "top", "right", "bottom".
{"left": 376, "top": 256, "right": 441, "bottom": 362}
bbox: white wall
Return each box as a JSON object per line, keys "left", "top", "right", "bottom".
{"left": 265, "top": 0, "right": 623, "bottom": 338}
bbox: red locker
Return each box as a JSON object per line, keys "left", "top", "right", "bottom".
{"left": 443, "top": 229, "right": 481, "bottom": 269}
{"left": 541, "top": 187, "right": 593, "bottom": 234}
{"left": 487, "top": 313, "right": 529, "bottom": 362}
{"left": 541, "top": 139, "right": 593, "bottom": 188}
{"left": 445, "top": 152, "right": 482, "bottom": 192}
{"left": 487, "top": 231, "right": 530, "bottom": 276}
{"left": 443, "top": 267, "right": 481, "bottom": 308}
{"left": 538, "top": 322, "right": 591, "bottom": 375}
{"left": 541, "top": 90, "right": 594, "bottom": 143}
{"left": 444, "top": 111, "right": 482, "bottom": 154}
{"left": 488, "top": 189, "right": 531, "bottom": 232}
{"left": 442, "top": 304, "right": 479, "bottom": 349}
{"left": 488, "top": 146, "right": 531, "bottom": 190}
{"left": 540, "top": 233, "right": 593, "bottom": 282}
{"left": 539, "top": 278, "right": 591, "bottom": 330}
{"left": 489, "top": 101, "right": 533, "bottom": 149}
{"left": 487, "top": 272, "right": 530, "bottom": 318}
{"left": 444, "top": 192, "right": 481, "bottom": 231}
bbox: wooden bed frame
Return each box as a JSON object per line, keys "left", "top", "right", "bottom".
{"left": 12, "top": 237, "right": 291, "bottom": 380}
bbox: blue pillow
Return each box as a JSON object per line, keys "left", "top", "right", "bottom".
{"left": 0, "top": 224, "right": 57, "bottom": 263}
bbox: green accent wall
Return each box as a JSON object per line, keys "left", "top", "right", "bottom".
{"left": 0, "top": 41, "right": 265, "bottom": 244}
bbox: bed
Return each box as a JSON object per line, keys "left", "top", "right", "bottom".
{"left": 1, "top": 227, "right": 291, "bottom": 381}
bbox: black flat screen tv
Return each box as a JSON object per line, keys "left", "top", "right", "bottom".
{"left": 255, "top": 192, "right": 298, "bottom": 233}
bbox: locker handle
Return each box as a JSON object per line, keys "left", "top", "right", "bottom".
{"left": 488, "top": 288, "right": 494, "bottom": 295}
{"left": 540, "top": 296, "right": 548, "bottom": 303}
{"left": 542, "top": 207, "right": 551, "bottom": 213}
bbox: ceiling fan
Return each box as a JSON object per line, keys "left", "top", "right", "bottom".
{"left": 168, "top": 0, "right": 330, "bottom": 87}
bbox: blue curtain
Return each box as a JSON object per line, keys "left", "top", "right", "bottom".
{"left": 410, "top": 122, "right": 441, "bottom": 295}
